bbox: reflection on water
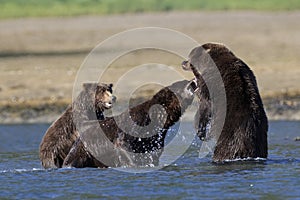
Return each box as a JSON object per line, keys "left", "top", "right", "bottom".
{"left": 0, "top": 121, "right": 300, "bottom": 199}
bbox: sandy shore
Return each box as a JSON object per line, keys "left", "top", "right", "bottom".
{"left": 0, "top": 11, "right": 299, "bottom": 123}
{"left": 0, "top": 96, "right": 300, "bottom": 124}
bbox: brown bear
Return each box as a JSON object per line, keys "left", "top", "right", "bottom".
{"left": 62, "top": 79, "right": 196, "bottom": 168}
{"left": 182, "top": 43, "right": 268, "bottom": 162}
{"left": 39, "top": 82, "right": 115, "bottom": 169}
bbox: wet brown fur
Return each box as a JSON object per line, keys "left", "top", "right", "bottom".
{"left": 182, "top": 43, "right": 268, "bottom": 162}
{"left": 39, "top": 83, "right": 114, "bottom": 168}
{"left": 63, "top": 80, "right": 196, "bottom": 168}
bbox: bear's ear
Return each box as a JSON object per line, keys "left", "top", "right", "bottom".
{"left": 105, "top": 83, "right": 113, "bottom": 93}
{"left": 82, "top": 83, "right": 97, "bottom": 91}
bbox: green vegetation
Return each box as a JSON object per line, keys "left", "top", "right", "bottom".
{"left": 0, "top": 0, "right": 300, "bottom": 19}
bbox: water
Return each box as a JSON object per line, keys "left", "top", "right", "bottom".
{"left": 0, "top": 121, "right": 300, "bottom": 199}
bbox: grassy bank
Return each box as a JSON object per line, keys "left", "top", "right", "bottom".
{"left": 1, "top": 0, "right": 300, "bottom": 19}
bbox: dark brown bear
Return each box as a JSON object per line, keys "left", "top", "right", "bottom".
{"left": 39, "top": 83, "right": 115, "bottom": 169}
{"left": 182, "top": 43, "right": 268, "bottom": 162}
{"left": 62, "top": 79, "right": 196, "bottom": 168}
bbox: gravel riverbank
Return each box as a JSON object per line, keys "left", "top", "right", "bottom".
{"left": 0, "top": 95, "right": 299, "bottom": 124}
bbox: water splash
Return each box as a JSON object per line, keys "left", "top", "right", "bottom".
{"left": 0, "top": 168, "right": 44, "bottom": 174}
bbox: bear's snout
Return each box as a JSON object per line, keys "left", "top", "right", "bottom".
{"left": 181, "top": 60, "right": 192, "bottom": 71}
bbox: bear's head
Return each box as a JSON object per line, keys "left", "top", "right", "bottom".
{"left": 152, "top": 79, "right": 197, "bottom": 115}
{"left": 72, "top": 82, "right": 116, "bottom": 121}
{"left": 82, "top": 82, "right": 116, "bottom": 111}
{"left": 181, "top": 43, "right": 235, "bottom": 72}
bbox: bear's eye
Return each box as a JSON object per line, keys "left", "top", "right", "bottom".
{"left": 96, "top": 87, "right": 105, "bottom": 93}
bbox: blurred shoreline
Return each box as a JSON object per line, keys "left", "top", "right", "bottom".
{"left": 0, "top": 94, "right": 300, "bottom": 124}
{"left": 0, "top": 12, "right": 299, "bottom": 123}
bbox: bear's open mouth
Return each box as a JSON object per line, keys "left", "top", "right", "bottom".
{"left": 185, "top": 79, "right": 198, "bottom": 95}
{"left": 190, "top": 79, "right": 198, "bottom": 92}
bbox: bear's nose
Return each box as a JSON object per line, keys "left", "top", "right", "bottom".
{"left": 181, "top": 60, "right": 188, "bottom": 66}
{"left": 182, "top": 60, "right": 191, "bottom": 70}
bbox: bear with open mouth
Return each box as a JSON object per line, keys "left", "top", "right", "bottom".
{"left": 62, "top": 79, "right": 196, "bottom": 168}
{"left": 182, "top": 43, "right": 268, "bottom": 162}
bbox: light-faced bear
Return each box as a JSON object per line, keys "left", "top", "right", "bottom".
{"left": 62, "top": 79, "right": 196, "bottom": 168}
{"left": 39, "top": 83, "right": 115, "bottom": 168}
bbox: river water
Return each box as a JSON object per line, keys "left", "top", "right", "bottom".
{"left": 0, "top": 121, "right": 299, "bottom": 199}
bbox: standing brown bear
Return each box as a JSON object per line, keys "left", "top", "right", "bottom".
{"left": 39, "top": 82, "right": 115, "bottom": 168}
{"left": 62, "top": 79, "right": 196, "bottom": 168}
{"left": 182, "top": 43, "right": 268, "bottom": 162}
